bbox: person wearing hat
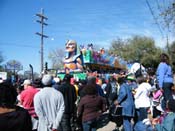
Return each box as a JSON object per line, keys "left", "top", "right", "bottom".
{"left": 20, "top": 79, "right": 39, "bottom": 131}
{"left": 114, "top": 76, "right": 135, "bottom": 131}
{"left": 126, "top": 74, "right": 136, "bottom": 81}
{"left": 34, "top": 74, "right": 65, "bottom": 131}
{"left": 20, "top": 79, "right": 39, "bottom": 111}
{"left": 125, "top": 74, "right": 137, "bottom": 96}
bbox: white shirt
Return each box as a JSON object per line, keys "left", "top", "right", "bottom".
{"left": 134, "top": 82, "right": 152, "bottom": 109}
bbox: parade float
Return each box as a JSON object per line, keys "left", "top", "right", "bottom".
{"left": 57, "top": 40, "right": 128, "bottom": 80}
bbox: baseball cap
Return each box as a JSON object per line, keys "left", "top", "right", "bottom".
{"left": 126, "top": 73, "right": 136, "bottom": 81}
{"left": 21, "top": 79, "right": 32, "bottom": 86}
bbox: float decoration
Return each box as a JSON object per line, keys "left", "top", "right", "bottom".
{"left": 58, "top": 40, "right": 128, "bottom": 79}
{"left": 80, "top": 44, "right": 127, "bottom": 72}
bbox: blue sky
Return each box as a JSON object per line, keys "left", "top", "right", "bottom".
{"left": 0, "top": 0, "right": 174, "bottom": 73}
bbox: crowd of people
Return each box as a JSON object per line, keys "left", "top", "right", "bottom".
{"left": 0, "top": 53, "right": 175, "bottom": 131}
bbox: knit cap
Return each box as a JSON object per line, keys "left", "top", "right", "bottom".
{"left": 42, "top": 74, "right": 53, "bottom": 86}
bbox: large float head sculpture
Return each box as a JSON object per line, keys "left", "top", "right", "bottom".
{"left": 64, "top": 40, "right": 83, "bottom": 72}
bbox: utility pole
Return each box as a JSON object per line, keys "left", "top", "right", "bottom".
{"left": 36, "top": 8, "right": 48, "bottom": 74}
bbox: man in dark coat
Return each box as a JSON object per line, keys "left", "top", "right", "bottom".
{"left": 58, "top": 74, "right": 77, "bottom": 131}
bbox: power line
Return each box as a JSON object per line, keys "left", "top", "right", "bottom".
{"left": 145, "top": 0, "right": 164, "bottom": 38}
{"left": 0, "top": 42, "right": 39, "bottom": 49}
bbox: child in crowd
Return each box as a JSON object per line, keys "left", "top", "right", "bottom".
{"left": 152, "top": 88, "right": 163, "bottom": 118}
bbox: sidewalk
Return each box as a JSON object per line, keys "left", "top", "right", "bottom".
{"left": 97, "top": 121, "right": 116, "bottom": 131}
{"left": 95, "top": 111, "right": 116, "bottom": 131}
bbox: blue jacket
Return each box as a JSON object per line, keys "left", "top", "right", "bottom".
{"left": 156, "top": 62, "right": 173, "bottom": 88}
{"left": 117, "top": 83, "right": 135, "bottom": 117}
{"left": 155, "top": 112, "right": 175, "bottom": 131}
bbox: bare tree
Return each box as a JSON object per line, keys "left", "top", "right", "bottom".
{"left": 146, "top": 0, "right": 175, "bottom": 53}
{"left": 147, "top": 0, "right": 175, "bottom": 33}
{"left": 48, "top": 48, "right": 65, "bottom": 69}
{"left": 6, "top": 60, "right": 23, "bottom": 74}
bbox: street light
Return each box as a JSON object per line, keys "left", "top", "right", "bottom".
{"left": 29, "top": 64, "right": 34, "bottom": 82}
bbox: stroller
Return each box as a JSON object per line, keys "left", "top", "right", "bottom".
{"left": 109, "top": 104, "right": 123, "bottom": 131}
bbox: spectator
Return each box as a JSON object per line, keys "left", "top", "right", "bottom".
{"left": 134, "top": 76, "right": 153, "bottom": 121}
{"left": 77, "top": 84, "right": 106, "bottom": 131}
{"left": 114, "top": 76, "right": 135, "bottom": 131}
{"left": 156, "top": 53, "right": 174, "bottom": 110}
{"left": 16, "top": 83, "right": 24, "bottom": 106}
{"left": 72, "top": 78, "right": 79, "bottom": 97}
{"left": 0, "top": 82, "right": 32, "bottom": 131}
{"left": 154, "top": 99, "right": 175, "bottom": 131}
{"left": 78, "top": 79, "right": 87, "bottom": 98}
{"left": 20, "top": 79, "right": 39, "bottom": 131}
{"left": 105, "top": 76, "right": 118, "bottom": 106}
{"left": 152, "top": 87, "right": 163, "bottom": 118}
{"left": 52, "top": 77, "right": 61, "bottom": 90}
{"left": 57, "top": 74, "right": 77, "bottom": 131}
{"left": 87, "top": 76, "right": 104, "bottom": 97}
{"left": 32, "top": 78, "right": 42, "bottom": 90}
{"left": 101, "top": 78, "right": 107, "bottom": 94}
{"left": 34, "top": 74, "right": 65, "bottom": 131}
